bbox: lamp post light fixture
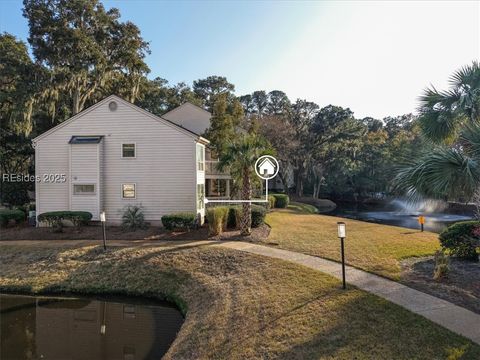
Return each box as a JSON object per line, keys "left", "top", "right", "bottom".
{"left": 337, "top": 222, "right": 347, "bottom": 290}
{"left": 100, "top": 211, "right": 107, "bottom": 251}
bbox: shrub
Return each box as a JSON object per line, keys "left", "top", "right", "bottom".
{"left": 206, "top": 207, "right": 229, "bottom": 236}
{"left": 38, "top": 211, "right": 92, "bottom": 232}
{"left": 227, "top": 206, "right": 238, "bottom": 229}
{"left": 439, "top": 221, "right": 480, "bottom": 261}
{"left": 0, "top": 181, "right": 30, "bottom": 206}
{"left": 433, "top": 250, "right": 449, "bottom": 280}
{"left": 272, "top": 194, "right": 289, "bottom": 208}
{"left": 251, "top": 205, "right": 267, "bottom": 227}
{"left": 161, "top": 212, "right": 196, "bottom": 231}
{"left": 227, "top": 205, "right": 266, "bottom": 229}
{"left": 122, "top": 205, "right": 148, "bottom": 231}
{"left": 268, "top": 195, "right": 276, "bottom": 210}
{"left": 0, "top": 209, "right": 26, "bottom": 227}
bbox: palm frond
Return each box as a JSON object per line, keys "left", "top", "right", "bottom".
{"left": 460, "top": 123, "right": 480, "bottom": 159}
{"left": 394, "top": 148, "right": 480, "bottom": 201}
{"left": 418, "top": 110, "right": 460, "bottom": 143}
{"left": 449, "top": 61, "right": 480, "bottom": 89}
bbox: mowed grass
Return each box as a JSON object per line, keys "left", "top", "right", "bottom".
{"left": 266, "top": 206, "right": 440, "bottom": 280}
{"left": 1, "top": 244, "right": 478, "bottom": 359}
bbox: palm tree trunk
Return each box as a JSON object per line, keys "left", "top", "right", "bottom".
{"left": 240, "top": 167, "right": 252, "bottom": 236}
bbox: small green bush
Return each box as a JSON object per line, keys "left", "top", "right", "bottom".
{"left": 122, "top": 205, "right": 148, "bottom": 231}
{"left": 38, "top": 211, "right": 92, "bottom": 232}
{"left": 206, "top": 207, "right": 229, "bottom": 236}
{"left": 272, "top": 194, "right": 289, "bottom": 208}
{"left": 227, "top": 205, "right": 266, "bottom": 229}
{"left": 268, "top": 195, "right": 276, "bottom": 209}
{"left": 251, "top": 205, "right": 267, "bottom": 227}
{"left": 0, "top": 209, "right": 26, "bottom": 227}
{"left": 161, "top": 212, "right": 196, "bottom": 231}
{"left": 439, "top": 221, "right": 480, "bottom": 261}
{"left": 227, "top": 206, "right": 238, "bottom": 229}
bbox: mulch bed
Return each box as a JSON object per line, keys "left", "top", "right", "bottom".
{"left": 209, "top": 224, "right": 270, "bottom": 242}
{"left": 0, "top": 223, "right": 270, "bottom": 242}
{"left": 0, "top": 224, "right": 207, "bottom": 241}
{"left": 401, "top": 256, "right": 480, "bottom": 314}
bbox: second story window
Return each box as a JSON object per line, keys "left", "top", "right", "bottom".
{"left": 196, "top": 144, "right": 204, "bottom": 171}
{"left": 122, "top": 143, "right": 136, "bottom": 158}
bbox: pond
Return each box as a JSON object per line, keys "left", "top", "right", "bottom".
{"left": 326, "top": 199, "right": 474, "bottom": 233}
{"left": 0, "top": 293, "right": 184, "bottom": 360}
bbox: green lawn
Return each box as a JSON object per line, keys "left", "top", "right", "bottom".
{"left": 266, "top": 205, "right": 440, "bottom": 280}
{"left": 1, "top": 243, "right": 478, "bottom": 359}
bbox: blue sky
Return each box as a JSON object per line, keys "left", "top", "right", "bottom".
{"left": 1, "top": 0, "right": 479, "bottom": 119}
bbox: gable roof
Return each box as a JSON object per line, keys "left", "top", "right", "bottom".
{"left": 162, "top": 102, "right": 211, "bottom": 119}
{"left": 32, "top": 95, "right": 209, "bottom": 145}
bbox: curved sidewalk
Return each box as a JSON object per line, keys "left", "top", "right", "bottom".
{"left": 220, "top": 241, "right": 480, "bottom": 345}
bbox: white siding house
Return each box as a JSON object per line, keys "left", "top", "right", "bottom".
{"left": 33, "top": 95, "right": 209, "bottom": 225}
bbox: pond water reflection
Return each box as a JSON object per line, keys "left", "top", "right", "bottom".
{"left": 327, "top": 201, "right": 473, "bottom": 233}
{"left": 0, "top": 293, "right": 184, "bottom": 360}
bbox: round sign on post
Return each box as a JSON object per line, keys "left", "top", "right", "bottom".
{"left": 254, "top": 155, "right": 279, "bottom": 180}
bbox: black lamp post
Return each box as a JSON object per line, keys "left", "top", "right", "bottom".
{"left": 100, "top": 211, "right": 107, "bottom": 251}
{"left": 337, "top": 222, "right": 346, "bottom": 290}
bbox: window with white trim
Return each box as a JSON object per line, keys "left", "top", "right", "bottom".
{"left": 197, "top": 183, "right": 205, "bottom": 209}
{"left": 73, "top": 184, "right": 95, "bottom": 195}
{"left": 122, "top": 184, "right": 136, "bottom": 199}
{"left": 196, "top": 144, "right": 204, "bottom": 171}
{"left": 122, "top": 143, "right": 136, "bottom": 158}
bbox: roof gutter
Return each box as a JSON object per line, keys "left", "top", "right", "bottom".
{"left": 197, "top": 136, "right": 210, "bottom": 145}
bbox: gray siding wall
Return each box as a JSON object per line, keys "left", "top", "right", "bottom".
{"left": 35, "top": 99, "right": 197, "bottom": 223}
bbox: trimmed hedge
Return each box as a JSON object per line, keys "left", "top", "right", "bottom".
{"left": 251, "top": 205, "right": 267, "bottom": 227}
{"left": 206, "top": 207, "right": 229, "bottom": 236}
{"left": 0, "top": 209, "right": 26, "bottom": 227}
{"left": 227, "top": 207, "right": 237, "bottom": 229}
{"left": 161, "top": 212, "right": 196, "bottom": 231}
{"left": 268, "top": 195, "right": 276, "bottom": 209}
{"left": 439, "top": 221, "right": 480, "bottom": 261}
{"left": 227, "top": 205, "right": 267, "bottom": 229}
{"left": 272, "top": 194, "right": 289, "bottom": 208}
{"left": 38, "top": 211, "right": 92, "bottom": 231}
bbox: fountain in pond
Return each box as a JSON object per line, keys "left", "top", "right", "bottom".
{"left": 329, "top": 197, "right": 473, "bottom": 233}
{"left": 389, "top": 198, "right": 447, "bottom": 214}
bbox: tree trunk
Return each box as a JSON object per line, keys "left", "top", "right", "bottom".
{"left": 72, "top": 87, "right": 81, "bottom": 115}
{"left": 295, "top": 164, "right": 304, "bottom": 197}
{"left": 278, "top": 171, "right": 289, "bottom": 196}
{"left": 240, "top": 167, "right": 252, "bottom": 236}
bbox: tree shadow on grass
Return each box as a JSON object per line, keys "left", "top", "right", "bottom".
{"left": 272, "top": 292, "right": 480, "bottom": 360}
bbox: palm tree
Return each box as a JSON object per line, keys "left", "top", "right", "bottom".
{"left": 395, "top": 61, "right": 480, "bottom": 201}
{"left": 218, "top": 133, "right": 269, "bottom": 235}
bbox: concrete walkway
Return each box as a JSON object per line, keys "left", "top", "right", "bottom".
{"left": 219, "top": 241, "right": 480, "bottom": 345}
{"left": 2, "top": 239, "right": 479, "bottom": 344}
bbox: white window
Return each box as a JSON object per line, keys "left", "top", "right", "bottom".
{"left": 196, "top": 144, "right": 204, "bottom": 171}
{"left": 197, "top": 184, "right": 205, "bottom": 209}
{"left": 73, "top": 184, "right": 95, "bottom": 195}
{"left": 122, "top": 184, "right": 136, "bottom": 199}
{"left": 122, "top": 143, "right": 136, "bottom": 158}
